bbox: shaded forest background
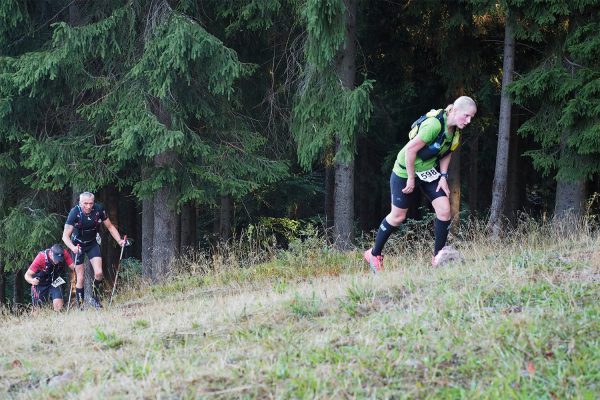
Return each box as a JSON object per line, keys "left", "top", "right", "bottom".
{"left": 1, "top": 0, "right": 599, "bottom": 306}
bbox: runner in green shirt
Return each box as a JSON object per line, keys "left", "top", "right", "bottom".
{"left": 364, "top": 96, "right": 477, "bottom": 272}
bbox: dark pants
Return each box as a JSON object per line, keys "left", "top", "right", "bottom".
{"left": 31, "top": 285, "right": 63, "bottom": 306}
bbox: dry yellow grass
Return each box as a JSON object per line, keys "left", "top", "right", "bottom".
{"left": 1, "top": 218, "right": 598, "bottom": 398}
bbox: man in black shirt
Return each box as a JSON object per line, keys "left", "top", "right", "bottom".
{"left": 62, "top": 192, "right": 126, "bottom": 308}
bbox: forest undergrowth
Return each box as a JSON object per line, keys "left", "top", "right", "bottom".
{"left": 1, "top": 217, "right": 598, "bottom": 399}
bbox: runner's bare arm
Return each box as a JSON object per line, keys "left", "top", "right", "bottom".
{"left": 404, "top": 136, "right": 427, "bottom": 179}
{"left": 103, "top": 218, "right": 125, "bottom": 246}
{"left": 62, "top": 224, "right": 78, "bottom": 253}
{"left": 436, "top": 154, "right": 452, "bottom": 196}
{"left": 24, "top": 269, "right": 39, "bottom": 285}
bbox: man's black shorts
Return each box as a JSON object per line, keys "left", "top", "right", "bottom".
{"left": 74, "top": 242, "right": 101, "bottom": 264}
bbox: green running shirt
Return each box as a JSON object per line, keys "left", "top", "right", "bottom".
{"left": 392, "top": 112, "right": 459, "bottom": 178}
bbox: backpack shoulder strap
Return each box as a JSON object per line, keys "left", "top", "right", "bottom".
{"left": 437, "top": 129, "right": 461, "bottom": 160}
{"left": 419, "top": 110, "right": 446, "bottom": 146}
{"left": 409, "top": 109, "right": 444, "bottom": 140}
{"left": 93, "top": 205, "right": 102, "bottom": 227}
{"left": 432, "top": 110, "right": 446, "bottom": 144}
{"left": 75, "top": 205, "right": 83, "bottom": 229}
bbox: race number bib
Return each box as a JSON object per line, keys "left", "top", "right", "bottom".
{"left": 415, "top": 167, "right": 441, "bottom": 182}
{"left": 51, "top": 276, "right": 66, "bottom": 288}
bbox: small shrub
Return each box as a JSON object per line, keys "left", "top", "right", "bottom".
{"left": 93, "top": 327, "right": 124, "bottom": 349}
{"left": 339, "top": 280, "right": 374, "bottom": 317}
{"left": 346, "top": 279, "right": 374, "bottom": 303}
{"left": 115, "top": 359, "right": 150, "bottom": 379}
{"left": 132, "top": 319, "right": 149, "bottom": 330}
{"left": 287, "top": 291, "right": 321, "bottom": 319}
{"left": 118, "top": 257, "right": 142, "bottom": 283}
{"left": 273, "top": 279, "right": 289, "bottom": 294}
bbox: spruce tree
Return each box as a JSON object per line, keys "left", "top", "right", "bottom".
{"left": 0, "top": 0, "right": 74, "bottom": 304}
{"left": 506, "top": 0, "right": 600, "bottom": 220}
{"left": 291, "top": 0, "right": 373, "bottom": 249}
{"left": 0, "top": 1, "right": 288, "bottom": 282}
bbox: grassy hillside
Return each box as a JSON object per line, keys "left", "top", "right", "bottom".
{"left": 1, "top": 220, "right": 599, "bottom": 399}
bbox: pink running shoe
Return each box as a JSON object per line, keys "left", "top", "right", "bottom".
{"left": 432, "top": 248, "right": 446, "bottom": 267}
{"left": 363, "top": 249, "right": 384, "bottom": 273}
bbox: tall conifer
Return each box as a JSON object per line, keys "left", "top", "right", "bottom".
{"left": 292, "top": 0, "right": 373, "bottom": 249}
{"left": 507, "top": 0, "right": 600, "bottom": 220}
{"left": 0, "top": 1, "right": 288, "bottom": 281}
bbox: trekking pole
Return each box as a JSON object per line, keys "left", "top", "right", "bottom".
{"left": 109, "top": 235, "right": 127, "bottom": 306}
{"left": 67, "top": 278, "right": 73, "bottom": 312}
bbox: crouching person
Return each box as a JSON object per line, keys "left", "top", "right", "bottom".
{"left": 24, "top": 244, "right": 75, "bottom": 312}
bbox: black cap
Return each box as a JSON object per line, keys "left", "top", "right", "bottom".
{"left": 51, "top": 244, "right": 65, "bottom": 263}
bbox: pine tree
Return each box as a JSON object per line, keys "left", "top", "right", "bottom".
{"left": 0, "top": 1, "right": 289, "bottom": 282}
{"left": 291, "top": 0, "right": 373, "bottom": 249}
{"left": 507, "top": 0, "right": 600, "bottom": 220}
{"left": 0, "top": 0, "right": 74, "bottom": 304}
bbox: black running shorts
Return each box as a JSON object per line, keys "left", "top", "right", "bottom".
{"left": 74, "top": 242, "right": 101, "bottom": 265}
{"left": 390, "top": 171, "right": 447, "bottom": 209}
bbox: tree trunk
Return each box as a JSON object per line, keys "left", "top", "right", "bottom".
{"left": 505, "top": 120, "right": 523, "bottom": 222}
{"left": 67, "top": 0, "right": 97, "bottom": 303}
{"left": 135, "top": 199, "right": 143, "bottom": 260}
{"left": 180, "top": 203, "right": 196, "bottom": 252}
{"left": 554, "top": 37, "right": 587, "bottom": 227}
{"left": 69, "top": 0, "right": 83, "bottom": 26}
{"left": 13, "top": 269, "right": 24, "bottom": 307}
{"left": 333, "top": 0, "right": 357, "bottom": 251}
{"left": 554, "top": 130, "right": 586, "bottom": 223}
{"left": 121, "top": 189, "right": 139, "bottom": 258}
{"left": 84, "top": 260, "right": 94, "bottom": 301}
{"left": 218, "top": 195, "right": 233, "bottom": 242}
{"left": 488, "top": 14, "right": 515, "bottom": 238}
{"left": 142, "top": 191, "right": 154, "bottom": 279}
{"left": 324, "top": 155, "right": 335, "bottom": 238}
{"left": 0, "top": 145, "right": 6, "bottom": 306}
{"left": 334, "top": 156, "right": 355, "bottom": 249}
{"left": 149, "top": 98, "right": 179, "bottom": 283}
{"left": 0, "top": 259, "right": 5, "bottom": 306}
{"left": 175, "top": 211, "right": 182, "bottom": 253}
{"left": 101, "top": 185, "right": 119, "bottom": 283}
{"left": 448, "top": 147, "right": 461, "bottom": 231}
{"left": 152, "top": 151, "right": 178, "bottom": 283}
{"left": 554, "top": 179, "right": 585, "bottom": 218}
{"left": 468, "top": 136, "right": 479, "bottom": 215}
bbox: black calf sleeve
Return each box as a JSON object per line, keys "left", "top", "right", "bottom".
{"left": 434, "top": 218, "right": 452, "bottom": 255}
{"left": 372, "top": 218, "right": 400, "bottom": 256}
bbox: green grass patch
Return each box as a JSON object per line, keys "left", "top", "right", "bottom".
{"left": 287, "top": 291, "right": 322, "bottom": 319}
{"left": 93, "top": 327, "right": 125, "bottom": 349}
